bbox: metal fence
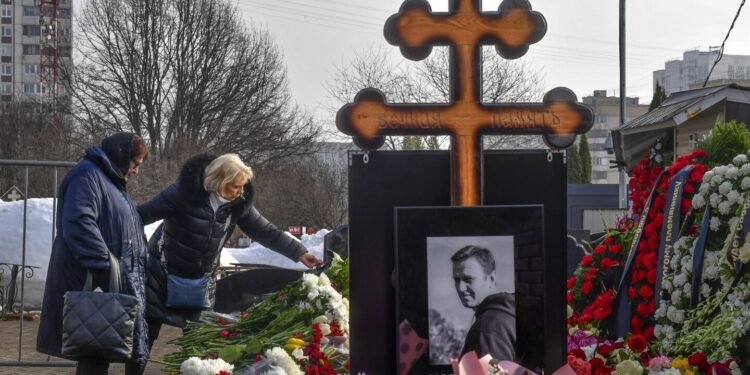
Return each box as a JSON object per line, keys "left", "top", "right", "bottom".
{"left": 0, "top": 159, "right": 76, "bottom": 367}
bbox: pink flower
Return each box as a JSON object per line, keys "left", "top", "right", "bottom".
{"left": 648, "top": 356, "right": 672, "bottom": 371}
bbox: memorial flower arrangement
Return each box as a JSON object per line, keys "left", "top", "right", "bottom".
{"left": 627, "top": 150, "right": 706, "bottom": 338}
{"left": 655, "top": 154, "right": 750, "bottom": 362}
{"left": 167, "top": 254, "right": 351, "bottom": 374}
{"left": 179, "top": 357, "right": 234, "bottom": 375}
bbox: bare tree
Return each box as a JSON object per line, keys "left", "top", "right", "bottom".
{"left": 0, "top": 100, "right": 82, "bottom": 198}
{"left": 325, "top": 46, "right": 547, "bottom": 150}
{"left": 66, "top": 0, "right": 320, "bottom": 171}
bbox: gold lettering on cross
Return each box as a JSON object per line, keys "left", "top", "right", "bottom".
{"left": 336, "top": 0, "right": 594, "bottom": 205}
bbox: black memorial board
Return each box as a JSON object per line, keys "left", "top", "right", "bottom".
{"left": 349, "top": 150, "right": 566, "bottom": 374}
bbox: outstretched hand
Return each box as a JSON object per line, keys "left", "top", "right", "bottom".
{"left": 299, "top": 253, "right": 322, "bottom": 268}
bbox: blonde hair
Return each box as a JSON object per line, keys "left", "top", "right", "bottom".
{"left": 203, "top": 154, "right": 254, "bottom": 192}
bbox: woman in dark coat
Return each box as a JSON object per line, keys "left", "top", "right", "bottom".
{"left": 37, "top": 133, "right": 150, "bottom": 375}
{"left": 137, "top": 153, "right": 321, "bottom": 347}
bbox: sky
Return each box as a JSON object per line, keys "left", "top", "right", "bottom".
{"left": 232, "top": 0, "right": 750, "bottom": 127}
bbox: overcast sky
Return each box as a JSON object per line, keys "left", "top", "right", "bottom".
{"left": 233, "top": 0, "right": 750, "bottom": 124}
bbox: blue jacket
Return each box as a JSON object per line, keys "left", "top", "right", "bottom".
{"left": 37, "top": 147, "right": 149, "bottom": 364}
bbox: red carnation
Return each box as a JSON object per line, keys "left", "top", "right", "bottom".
{"left": 568, "top": 348, "right": 586, "bottom": 360}
{"left": 567, "top": 277, "right": 576, "bottom": 290}
{"left": 581, "top": 255, "right": 593, "bottom": 267}
{"left": 581, "top": 281, "right": 593, "bottom": 295}
{"left": 627, "top": 334, "right": 647, "bottom": 352}
{"left": 639, "top": 285, "right": 654, "bottom": 299}
{"left": 647, "top": 269, "right": 657, "bottom": 284}
{"left": 594, "top": 245, "right": 607, "bottom": 254}
{"left": 567, "top": 292, "right": 574, "bottom": 304}
{"left": 609, "top": 245, "right": 622, "bottom": 254}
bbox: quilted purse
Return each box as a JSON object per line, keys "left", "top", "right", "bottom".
{"left": 61, "top": 252, "right": 138, "bottom": 362}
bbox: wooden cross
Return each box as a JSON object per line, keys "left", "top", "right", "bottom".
{"left": 336, "top": 0, "right": 594, "bottom": 206}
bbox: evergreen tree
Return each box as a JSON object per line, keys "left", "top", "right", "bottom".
{"left": 567, "top": 140, "right": 582, "bottom": 183}
{"left": 649, "top": 83, "right": 667, "bottom": 111}
{"left": 579, "top": 134, "right": 592, "bottom": 183}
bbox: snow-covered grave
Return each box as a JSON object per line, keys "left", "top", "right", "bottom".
{"left": 0, "top": 198, "right": 327, "bottom": 309}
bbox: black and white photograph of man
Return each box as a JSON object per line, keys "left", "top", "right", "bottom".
{"left": 426, "top": 236, "right": 516, "bottom": 365}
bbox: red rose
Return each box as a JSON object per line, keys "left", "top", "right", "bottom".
{"left": 567, "top": 292, "right": 574, "bottom": 304}
{"left": 594, "top": 245, "right": 607, "bottom": 254}
{"left": 636, "top": 303, "right": 650, "bottom": 317}
{"left": 596, "top": 344, "right": 612, "bottom": 357}
{"left": 581, "top": 282, "right": 593, "bottom": 295}
{"left": 604, "top": 236, "right": 615, "bottom": 245}
{"left": 681, "top": 199, "right": 691, "bottom": 214}
{"left": 568, "top": 348, "right": 586, "bottom": 360}
{"left": 688, "top": 352, "right": 709, "bottom": 372}
{"left": 647, "top": 269, "right": 657, "bottom": 283}
{"left": 639, "top": 285, "right": 654, "bottom": 299}
{"left": 609, "top": 245, "right": 622, "bottom": 254}
{"left": 630, "top": 316, "right": 643, "bottom": 331}
{"left": 600, "top": 258, "right": 613, "bottom": 270}
{"left": 643, "top": 252, "right": 658, "bottom": 268}
{"left": 590, "top": 358, "right": 606, "bottom": 373}
{"left": 683, "top": 183, "right": 694, "bottom": 195}
{"left": 220, "top": 329, "right": 230, "bottom": 338}
{"left": 628, "top": 287, "right": 638, "bottom": 299}
{"left": 567, "top": 277, "right": 577, "bottom": 290}
{"left": 644, "top": 326, "right": 655, "bottom": 341}
{"left": 581, "top": 255, "right": 593, "bottom": 267}
{"left": 627, "top": 334, "right": 647, "bottom": 352}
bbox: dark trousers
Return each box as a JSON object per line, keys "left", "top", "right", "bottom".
{"left": 75, "top": 359, "right": 145, "bottom": 375}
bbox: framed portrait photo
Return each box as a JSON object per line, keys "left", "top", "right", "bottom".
{"left": 395, "top": 205, "right": 547, "bottom": 374}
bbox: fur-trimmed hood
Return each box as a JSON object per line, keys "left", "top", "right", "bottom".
{"left": 176, "top": 153, "right": 256, "bottom": 216}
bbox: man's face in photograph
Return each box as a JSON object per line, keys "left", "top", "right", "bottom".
{"left": 452, "top": 256, "right": 496, "bottom": 309}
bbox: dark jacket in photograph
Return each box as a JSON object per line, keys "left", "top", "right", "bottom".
{"left": 461, "top": 292, "right": 516, "bottom": 361}
{"left": 37, "top": 146, "right": 150, "bottom": 364}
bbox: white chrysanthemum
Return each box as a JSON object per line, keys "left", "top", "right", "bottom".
{"left": 692, "top": 194, "right": 707, "bottom": 209}
{"left": 743, "top": 177, "right": 750, "bottom": 190}
{"left": 733, "top": 154, "right": 748, "bottom": 165}
{"left": 719, "top": 201, "right": 732, "bottom": 215}
{"left": 720, "top": 181, "right": 733, "bottom": 195}
{"left": 699, "top": 183, "right": 711, "bottom": 194}
{"left": 716, "top": 166, "right": 728, "bottom": 176}
{"left": 318, "top": 273, "right": 332, "bottom": 287}
{"left": 729, "top": 216, "right": 740, "bottom": 229}
{"left": 662, "top": 278, "right": 673, "bottom": 292}
{"left": 667, "top": 306, "right": 685, "bottom": 323}
{"left": 710, "top": 216, "right": 721, "bottom": 231}
{"left": 673, "top": 273, "right": 688, "bottom": 287}
{"left": 302, "top": 274, "right": 319, "bottom": 289}
{"left": 711, "top": 175, "right": 724, "bottom": 185}
{"left": 671, "top": 289, "right": 683, "bottom": 305}
{"left": 265, "top": 347, "right": 303, "bottom": 375}
{"left": 710, "top": 193, "right": 721, "bottom": 207}
{"left": 727, "top": 189, "right": 741, "bottom": 205}
{"left": 726, "top": 166, "right": 740, "bottom": 180}
{"left": 655, "top": 302, "right": 667, "bottom": 318}
{"left": 680, "top": 255, "right": 693, "bottom": 270}
{"left": 703, "top": 171, "right": 715, "bottom": 183}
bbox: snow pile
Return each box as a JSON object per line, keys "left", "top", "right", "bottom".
{"left": 0, "top": 198, "right": 329, "bottom": 309}
{"left": 0, "top": 198, "right": 55, "bottom": 309}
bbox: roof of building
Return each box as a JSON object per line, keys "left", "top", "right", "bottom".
{"left": 614, "top": 85, "right": 744, "bottom": 133}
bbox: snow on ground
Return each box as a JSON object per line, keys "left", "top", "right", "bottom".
{"left": 0, "top": 198, "right": 328, "bottom": 309}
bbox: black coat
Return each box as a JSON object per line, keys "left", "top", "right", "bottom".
{"left": 37, "top": 147, "right": 150, "bottom": 363}
{"left": 138, "top": 154, "right": 307, "bottom": 326}
{"left": 460, "top": 292, "right": 516, "bottom": 361}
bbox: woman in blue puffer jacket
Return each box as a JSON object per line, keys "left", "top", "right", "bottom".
{"left": 37, "top": 133, "right": 150, "bottom": 375}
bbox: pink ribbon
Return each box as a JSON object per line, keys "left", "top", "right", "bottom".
{"left": 451, "top": 352, "right": 576, "bottom": 375}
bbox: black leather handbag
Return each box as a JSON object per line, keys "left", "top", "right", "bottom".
{"left": 61, "top": 252, "right": 139, "bottom": 362}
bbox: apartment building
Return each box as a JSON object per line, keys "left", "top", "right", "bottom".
{"left": 654, "top": 48, "right": 750, "bottom": 96}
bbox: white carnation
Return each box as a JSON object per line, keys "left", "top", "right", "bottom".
{"left": 692, "top": 194, "right": 706, "bottom": 209}
{"left": 671, "top": 289, "right": 683, "bottom": 305}
{"left": 710, "top": 217, "right": 721, "bottom": 231}
{"left": 728, "top": 189, "right": 741, "bottom": 205}
{"left": 710, "top": 193, "right": 721, "bottom": 207}
{"left": 703, "top": 171, "right": 715, "bottom": 183}
{"left": 265, "top": 347, "right": 302, "bottom": 375}
{"left": 673, "top": 273, "right": 688, "bottom": 287}
{"left": 733, "top": 154, "right": 748, "bottom": 165}
{"left": 720, "top": 181, "right": 733, "bottom": 195}
{"left": 726, "top": 166, "right": 740, "bottom": 179}
{"left": 742, "top": 163, "right": 750, "bottom": 175}
{"left": 711, "top": 175, "right": 724, "bottom": 185}
{"left": 667, "top": 306, "right": 685, "bottom": 323}
{"left": 743, "top": 177, "right": 750, "bottom": 190}
{"left": 719, "top": 201, "right": 732, "bottom": 215}
{"left": 715, "top": 166, "right": 728, "bottom": 176}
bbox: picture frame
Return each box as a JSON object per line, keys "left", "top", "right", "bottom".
{"left": 395, "top": 205, "right": 546, "bottom": 374}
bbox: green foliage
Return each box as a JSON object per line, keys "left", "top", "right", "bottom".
{"left": 696, "top": 118, "right": 750, "bottom": 167}
{"left": 649, "top": 83, "right": 667, "bottom": 111}
{"left": 579, "top": 134, "right": 592, "bottom": 183}
{"left": 567, "top": 139, "right": 582, "bottom": 183}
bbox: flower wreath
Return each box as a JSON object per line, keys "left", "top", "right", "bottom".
{"left": 655, "top": 154, "right": 750, "bottom": 364}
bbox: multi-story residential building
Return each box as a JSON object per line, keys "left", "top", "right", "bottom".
{"left": 582, "top": 90, "right": 649, "bottom": 184}
{"left": 0, "top": 0, "right": 72, "bottom": 111}
{"left": 653, "top": 48, "right": 750, "bottom": 96}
